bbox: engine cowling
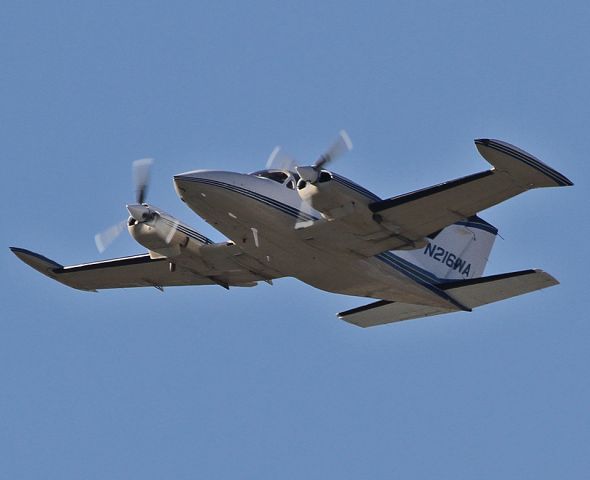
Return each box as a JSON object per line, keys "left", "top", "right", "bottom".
{"left": 128, "top": 219, "right": 180, "bottom": 258}
{"left": 127, "top": 207, "right": 194, "bottom": 258}
{"left": 296, "top": 171, "right": 374, "bottom": 220}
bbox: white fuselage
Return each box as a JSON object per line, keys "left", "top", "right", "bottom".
{"left": 173, "top": 170, "right": 462, "bottom": 309}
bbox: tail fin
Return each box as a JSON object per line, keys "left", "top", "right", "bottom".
{"left": 394, "top": 215, "right": 497, "bottom": 280}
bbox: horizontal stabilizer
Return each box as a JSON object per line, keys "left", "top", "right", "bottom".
{"left": 441, "top": 269, "right": 559, "bottom": 308}
{"left": 338, "top": 269, "right": 558, "bottom": 327}
{"left": 338, "top": 300, "right": 452, "bottom": 327}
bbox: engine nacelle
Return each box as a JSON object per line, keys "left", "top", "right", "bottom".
{"left": 128, "top": 210, "right": 208, "bottom": 259}
{"left": 297, "top": 171, "right": 375, "bottom": 220}
{"left": 128, "top": 220, "right": 182, "bottom": 258}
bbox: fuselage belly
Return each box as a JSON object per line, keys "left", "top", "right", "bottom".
{"left": 174, "top": 171, "right": 453, "bottom": 308}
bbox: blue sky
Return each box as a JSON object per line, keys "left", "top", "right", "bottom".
{"left": 1, "top": 1, "right": 588, "bottom": 478}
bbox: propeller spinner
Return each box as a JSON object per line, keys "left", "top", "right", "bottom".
{"left": 94, "top": 158, "right": 178, "bottom": 253}
{"left": 296, "top": 130, "right": 353, "bottom": 183}
{"left": 265, "top": 130, "right": 354, "bottom": 229}
{"left": 266, "top": 130, "right": 353, "bottom": 178}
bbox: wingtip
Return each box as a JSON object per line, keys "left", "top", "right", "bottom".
{"left": 10, "top": 247, "right": 63, "bottom": 269}
{"left": 474, "top": 138, "right": 574, "bottom": 187}
{"left": 10, "top": 247, "right": 101, "bottom": 291}
{"left": 531, "top": 268, "right": 560, "bottom": 287}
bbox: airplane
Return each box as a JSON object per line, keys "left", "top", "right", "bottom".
{"left": 10, "top": 133, "right": 573, "bottom": 327}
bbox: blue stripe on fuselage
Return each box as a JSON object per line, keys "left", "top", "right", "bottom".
{"left": 375, "top": 251, "right": 470, "bottom": 311}
{"left": 160, "top": 217, "right": 214, "bottom": 244}
{"left": 331, "top": 173, "right": 382, "bottom": 202}
{"left": 179, "top": 177, "right": 319, "bottom": 221}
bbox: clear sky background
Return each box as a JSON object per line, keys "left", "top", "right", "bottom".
{"left": 1, "top": 1, "right": 588, "bottom": 478}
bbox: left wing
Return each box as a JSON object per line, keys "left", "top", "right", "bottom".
{"left": 301, "top": 139, "right": 573, "bottom": 257}
{"left": 367, "top": 139, "right": 572, "bottom": 251}
{"left": 10, "top": 245, "right": 276, "bottom": 291}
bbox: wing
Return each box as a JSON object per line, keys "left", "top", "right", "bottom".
{"left": 11, "top": 244, "right": 279, "bottom": 291}
{"left": 368, "top": 139, "right": 572, "bottom": 249}
{"left": 302, "top": 139, "right": 573, "bottom": 257}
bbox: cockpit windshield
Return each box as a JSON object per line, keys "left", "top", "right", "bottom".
{"left": 251, "top": 169, "right": 301, "bottom": 190}
{"left": 252, "top": 170, "right": 289, "bottom": 183}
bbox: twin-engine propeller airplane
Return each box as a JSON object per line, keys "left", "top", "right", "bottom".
{"left": 11, "top": 133, "right": 573, "bottom": 327}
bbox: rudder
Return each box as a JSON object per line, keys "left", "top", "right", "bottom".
{"left": 394, "top": 216, "right": 497, "bottom": 280}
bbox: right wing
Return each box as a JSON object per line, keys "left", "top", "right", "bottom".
{"left": 11, "top": 243, "right": 279, "bottom": 292}
{"left": 339, "top": 269, "right": 558, "bottom": 327}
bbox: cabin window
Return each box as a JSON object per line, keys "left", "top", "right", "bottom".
{"left": 252, "top": 170, "right": 301, "bottom": 192}
{"left": 254, "top": 170, "right": 289, "bottom": 183}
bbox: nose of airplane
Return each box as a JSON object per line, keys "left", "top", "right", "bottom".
{"left": 174, "top": 169, "right": 221, "bottom": 183}
{"left": 174, "top": 170, "right": 217, "bottom": 197}
{"left": 173, "top": 170, "right": 247, "bottom": 199}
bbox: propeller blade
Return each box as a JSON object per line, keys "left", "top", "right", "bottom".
{"left": 294, "top": 197, "right": 318, "bottom": 230}
{"left": 133, "top": 158, "right": 154, "bottom": 204}
{"left": 94, "top": 220, "right": 127, "bottom": 253}
{"left": 160, "top": 217, "right": 180, "bottom": 244}
{"left": 266, "top": 146, "right": 297, "bottom": 172}
{"left": 295, "top": 165, "right": 319, "bottom": 183}
{"left": 314, "top": 129, "right": 353, "bottom": 170}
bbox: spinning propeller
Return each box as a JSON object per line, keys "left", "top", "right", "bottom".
{"left": 266, "top": 130, "right": 353, "bottom": 228}
{"left": 295, "top": 130, "right": 353, "bottom": 184}
{"left": 265, "top": 146, "right": 297, "bottom": 172}
{"left": 94, "top": 158, "right": 178, "bottom": 253}
{"left": 267, "top": 130, "right": 352, "bottom": 184}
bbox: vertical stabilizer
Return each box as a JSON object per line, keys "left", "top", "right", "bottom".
{"left": 394, "top": 216, "right": 497, "bottom": 280}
